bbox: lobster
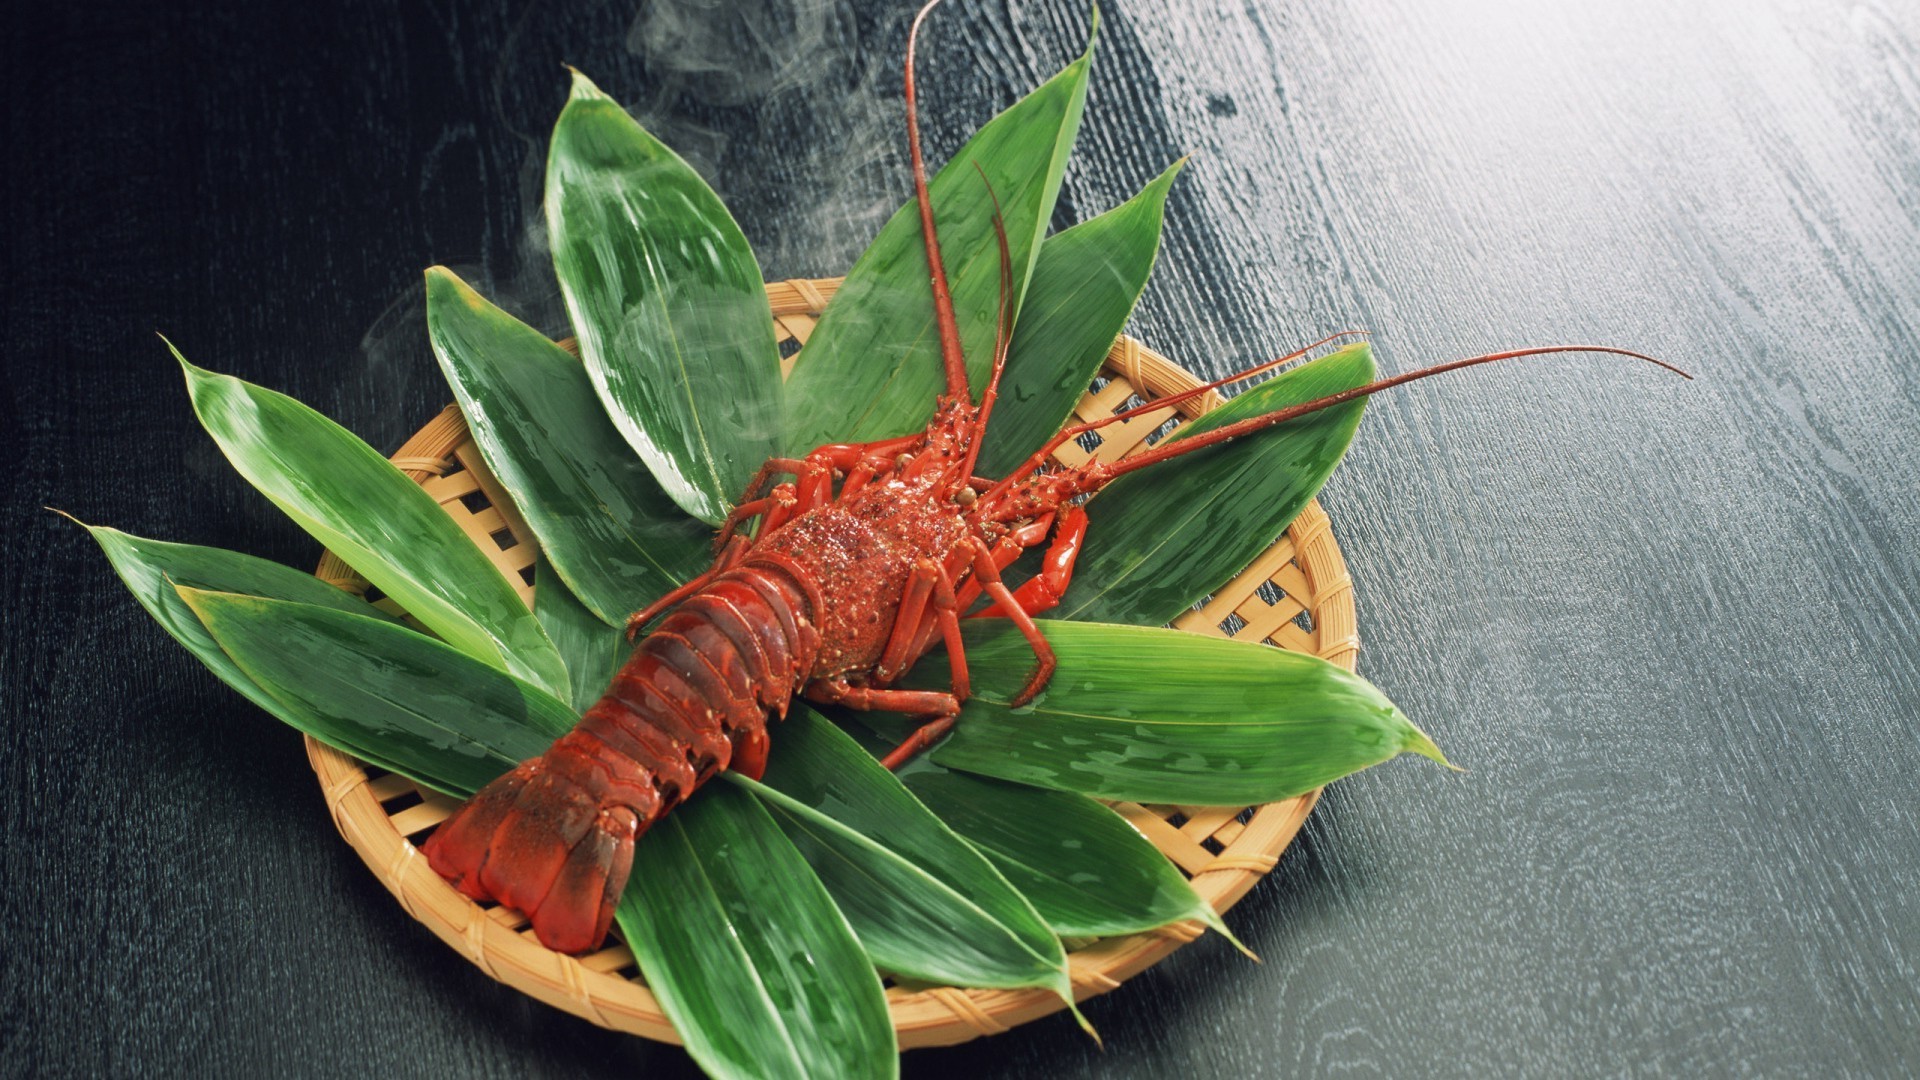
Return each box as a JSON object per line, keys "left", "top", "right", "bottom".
{"left": 422, "top": 0, "right": 1688, "bottom": 954}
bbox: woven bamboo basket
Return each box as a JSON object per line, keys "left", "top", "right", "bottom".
{"left": 307, "top": 276, "right": 1359, "bottom": 1049}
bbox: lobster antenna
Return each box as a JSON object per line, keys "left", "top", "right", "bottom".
{"left": 982, "top": 331, "right": 1372, "bottom": 503}
{"left": 1087, "top": 346, "right": 1692, "bottom": 486}
{"left": 906, "top": 0, "right": 971, "bottom": 403}
{"left": 957, "top": 162, "right": 1014, "bottom": 484}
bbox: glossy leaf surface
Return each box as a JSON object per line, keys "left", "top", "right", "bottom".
{"left": 81, "top": 523, "right": 400, "bottom": 729}
{"left": 179, "top": 590, "right": 566, "bottom": 796}
{"left": 738, "top": 708, "right": 1070, "bottom": 999}
{"left": 547, "top": 72, "right": 783, "bottom": 525}
{"left": 1058, "top": 343, "right": 1375, "bottom": 625}
{"left": 426, "top": 267, "right": 709, "bottom": 624}
{"left": 532, "top": 556, "right": 630, "bottom": 715}
{"left": 977, "top": 159, "right": 1184, "bottom": 477}
{"left": 906, "top": 620, "right": 1448, "bottom": 805}
{"left": 617, "top": 785, "right": 895, "bottom": 1080}
{"left": 904, "top": 769, "right": 1231, "bottom": 940}
{"left": 176, "top": 351, "right": 568, "bottom": 697}
{"left": 781, "top": 21, "right": 1096, "bottom": 452}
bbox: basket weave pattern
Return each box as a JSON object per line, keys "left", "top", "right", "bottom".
{"left": 306, "top": 277, "right": 1358, "bottom": 1048}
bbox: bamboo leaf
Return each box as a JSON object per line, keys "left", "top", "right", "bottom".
{"left": 903, "top": 770, "right": 1236, "bottom": 943}
{"left": 734, "top": 707, "right": 1072, "bottom": 1000}
{"left": 905, "top": 620, "right": 1449, "bottom": 805}
{"left": 174, "top": 349, "right": 569, "bottom": 698}
{"left": 977, "top": 159, "right": 1185, "bottom": 478}
{"left": 1059, "top": 342, "right": 1375, "bottom": 626}
{"left": 179, "top": 589, "right": 567, "bottom": 797}
{"left": 781, "top": 17, "right": 1097, "bottom": 452}
{"left": 426, "top": 267, "right": 710, "bottom": 624}
{"left": 547, "top": 71, "right": 783, "bottom": 525}
{"left": 532, "top": 556, "right": 630, "bottom": 715}
{"left": 617, "top": 785, "right": 895, "bottom": 1080}
{"left": 78, "top": 521, "right": 401, "bottom": 733}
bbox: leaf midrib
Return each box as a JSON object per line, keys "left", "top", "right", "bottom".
{"left": 664, "top": 818, "right": 811, "bottom": 1078}
{"left": 736, "top": 775, "right": 1063, "bottom": 976}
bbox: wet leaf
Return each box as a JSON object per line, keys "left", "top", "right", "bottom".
{"left": 782, "top": 17, "right": 1097, "bottom": 452}
{"left": 79, "top": 522, "right": 401, "bottom": 735}
{"left": 547, "top": 71, "right": 784, "bottom": 525}
{"left": 531, "top": 556, "right": 631, "bottom": 716}
{"left": 978, "top": 159, "right": 1185, "bottom": 478}
{"left": 904, "top": 770, "right": 1235, "bottom": 942}
{"left": 736, "top": 707, "right": 1072, "bottom": 1001}
{"left": 905, "top": 619, "right": 1449, "bottom": 806}
{"left": 618, "top": 785, "right": 895, "bottom": 1080}
{"left": 175, "top": 349, "right": 569, "bottom": 698}
{"left": 426, "top": 267, "right": 709, "bottom": 625}
{"left": 1058, "top": 343, "right": 1375, "bottom": 625}
{"left": 178, "top": 589, "right": 567, "bottom": 797}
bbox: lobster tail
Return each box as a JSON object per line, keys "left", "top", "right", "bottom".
{"left": 421, "top": 744, "right": 644, "bottom": 953}
{"left": 422, "top": 564, "right": 820, "bottom": 953}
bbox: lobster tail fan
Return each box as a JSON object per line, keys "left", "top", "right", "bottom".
{"left": 423, "top": 752, "right": 642, "bottom": 954}
{"left": 532, "top": 806, "right": 640, "bottom": 954}
{"left": 477, "top": 763, "right": 604, "bottom": 922}
{"left": 423, "top": 760, "right": 539, "bottom": 901}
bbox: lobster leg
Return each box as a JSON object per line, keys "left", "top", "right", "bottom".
{"left": 874, "top": 563, "right": 971, "bottom": 770}
{"left": 715, "top": 457, "right": 812, "bottom": 551}
{"left": 806, "top": 678, "right": 961, "bottom": 719}
{"left": 967, "top": 536, "right": 1056, "bottom": 707}
{"left": 981, "top": 506, "right": 1088, "bottom": 618}
{"left": 624, "top": 535, "right": 751, "bottom": 639}
{"left": 875, "top": 559, "right": 939, "bottom": 684}
{"left": 878, "top": 715, "right": 957, "bottom": 772}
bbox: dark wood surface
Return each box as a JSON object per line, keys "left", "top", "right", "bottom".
{"left": 6, "top": 0, "right": 1917, "bottom": 1075}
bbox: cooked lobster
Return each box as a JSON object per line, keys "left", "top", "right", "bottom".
{"left": 422, "top": 0, "right": 1684, "bottom": 954}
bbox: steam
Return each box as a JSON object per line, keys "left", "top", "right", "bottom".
{"left": 356, "top": 0, "right": 922, "bottom": 381}
{"left": 622, "top": 0, "right": 918, "bottom": 276}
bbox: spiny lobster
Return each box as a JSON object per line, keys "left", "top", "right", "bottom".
{"left": 423, "top": 0, "right": 1687, "bottom": 953}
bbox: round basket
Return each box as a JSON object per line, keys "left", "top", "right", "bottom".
{"left": 307, "top": 276, "right": 1359, "bottom": 1049}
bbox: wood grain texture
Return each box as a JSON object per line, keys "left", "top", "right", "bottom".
{"left": 5, "top": 0, "right": 1916, "bottom": 1076}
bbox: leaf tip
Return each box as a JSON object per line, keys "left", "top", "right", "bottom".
{"left": 1202, "top": 911, "right": 1259, "bottom": 962}
{"left": 565, "top": 66, "right": 609, "bottom": 102}
{"left": 1067, "top": 998, "right": 1102, "bottom": 1047}
{"left": 423, "top": 265, "right": 475, "bottom": 309}
{"left": 45, "top": 506, "right": 89, "bottom": 531}
{"left": 1404, "top": 723, "right": 1462, "bottom": 773}
{"left": 161, "top": 334, "right": 198, "bottom": 373}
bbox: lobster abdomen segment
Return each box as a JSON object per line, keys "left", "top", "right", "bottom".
{"left": 421, "top": 563, "right": 819, "bottom": 953}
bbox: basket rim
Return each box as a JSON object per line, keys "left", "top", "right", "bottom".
{"left": 306, "top": 275, "right": 1358, "bottom": 1049}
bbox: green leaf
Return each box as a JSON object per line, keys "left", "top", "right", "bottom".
{"left": 546, "top": 71, "right": 783, "bottom": 525}
{"left": 174, "top": 348, "right": 569, "bottom": 699}
{"left": 977, "top": 159, "right": 1185, "bottom": 478}
{"left": 532, "top": 556, "right": 630, "bottom": 715}
{"left": 425, "top": 267, "right": 710, "bottom": 625}
{"left": 179, "top": 589, "right": 569, "bottom": 797}
{"left": 77, "top": 520, "right": 400, "bottom": 728}
{"left": 734, "top": 707, "right": 1071, "bottom": 1000}
{"left": 903, "top": 770, "right": 1235, "bottom": 943}
{"left": 617, "top": 785, "right": 895, "bottom": 1080}
{"left": 781, "top": 17, "right": 1097, "bottom": 452}
{"left": 1058, "top": 342, "right": 1375, "bottom": 626}
{"left": 905, "top": 620, "right": 1449, "bottom": 806}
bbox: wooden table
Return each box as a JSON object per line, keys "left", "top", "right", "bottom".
{"left": 6, "top": 0, "right": 1916, "bottom": 1074}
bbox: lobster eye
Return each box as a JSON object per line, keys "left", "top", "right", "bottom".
{"left": 954, "top": 487, "right": 978, "bottom": 507}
